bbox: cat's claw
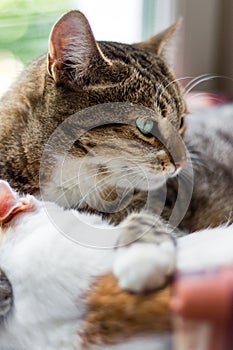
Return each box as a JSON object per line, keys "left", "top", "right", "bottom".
{"left": 113, "top": 241, "right": 176, "bottom": 293}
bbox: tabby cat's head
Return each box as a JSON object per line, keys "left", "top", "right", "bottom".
{"left": 46, "top": 11, "right": 186, "bottom": 125}
{"left": 38, "top": 11, "right": 187, "bottom": 212}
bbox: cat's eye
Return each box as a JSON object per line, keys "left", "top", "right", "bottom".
{"left": 136, "top": 117, "right": 154, "bottom": 135}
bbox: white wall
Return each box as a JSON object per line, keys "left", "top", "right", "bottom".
{"left": 73, "top": 0, "right": 143, "bottom": 43}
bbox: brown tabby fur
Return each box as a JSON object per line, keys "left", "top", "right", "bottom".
{"left": 83, "top": 274, "right": 171, "bottom": 346}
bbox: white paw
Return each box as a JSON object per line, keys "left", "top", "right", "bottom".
{"left": 113, "top": 242, "right": 176, "bottom": 293}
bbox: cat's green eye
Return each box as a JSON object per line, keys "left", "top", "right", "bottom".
{"left": 136, "top": 117, "right": 154, "bottom": 135}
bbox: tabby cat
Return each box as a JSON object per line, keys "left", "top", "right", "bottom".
{"left": 0, "top": 9, "right": 232, "bottom": 338}
{"left": 0, "top": 10, "right": 186, "bottom": 209}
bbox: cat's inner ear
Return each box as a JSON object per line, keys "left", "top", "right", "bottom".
{"left": 134, "top": 19, "right": 182, "bottom": 55}
{"left": 0, "top": 181, "right": 34, "bottom": 225}
{"left": 47, "top": 10, "right": 112, "bottom": 84}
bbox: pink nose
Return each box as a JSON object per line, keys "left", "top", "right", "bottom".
{"left": 175, "top": 159, "right": 186, "bottom": 169}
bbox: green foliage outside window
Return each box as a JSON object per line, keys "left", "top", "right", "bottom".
{"left": 0, "top": 0, "right": 72, "bottom": 64}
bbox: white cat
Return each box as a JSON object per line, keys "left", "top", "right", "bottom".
{"left": 0, "top": 180, "right": 232, "bottom": 350}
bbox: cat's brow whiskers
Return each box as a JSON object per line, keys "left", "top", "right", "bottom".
{"left": 155, "top": 75, "right": 187, "bottom": 96}
{"left": 155, "top": 77, "right": 171, "bottom": 97}
{"left": 157, "top": 76, "right": 193, "bottom": 102}
{"left": 184, "top": 73, "right": 214, "bottom": 93}
{"left": 184, "top": 74, "right": 227, "bottom": 95}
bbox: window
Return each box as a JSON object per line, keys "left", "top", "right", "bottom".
{"left": 0, "top": 0, "right": 232, "bottom": 98}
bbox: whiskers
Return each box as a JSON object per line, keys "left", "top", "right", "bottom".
{"left": 175, "top": 159, "right": 193, "bottom": 182}
{"left": 183, "top": 73, "right": 222, "bottom": 96}
{"left": 157, "top": 76, "right": 192, "bottom": 103}
{"left": 155, "top": 73, "right": 231, "bottom": 112}
{"left": 45, "top": 156, "right": 149, "bottom": 212}
{"left": 77, "top": 166, "right": 141, "bottom": 211}
{"left": 185, "top": 140, "right": 215, "bottom": 174}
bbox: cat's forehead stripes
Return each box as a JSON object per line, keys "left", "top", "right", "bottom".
{"left": 98, "top": 41, "right": 186, "bottom": 125}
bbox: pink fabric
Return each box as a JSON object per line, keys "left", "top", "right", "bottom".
{"left": 171, "top": 268, "right": 233, "bottom": 350}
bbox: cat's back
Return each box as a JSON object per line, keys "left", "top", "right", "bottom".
{"left": 181, "top": 103, "right": 233, "bottom": 230}
{"left": 186, "top": 103, "right": 233, "bottom": 167}
{"left": 0, "top": 55, "right": 46, "bottom": 117}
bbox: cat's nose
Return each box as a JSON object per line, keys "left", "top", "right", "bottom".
{"left": 174, "top": 159, "right": 186, "bottom": 169}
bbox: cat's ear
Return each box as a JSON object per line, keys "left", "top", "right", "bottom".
{"left": 0, "top": 181, "right": 34, "bottom": 225}
{"left": 134, "top": 19, "right": 182, "bottom": 55}
{"left": 47, "top": 10, "right": 112, "bottom": 84}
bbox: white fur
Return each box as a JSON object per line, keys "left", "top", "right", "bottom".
{"left": 0, "top": 194, "right": 233, "bottom": 349}
{"left": 177, "top": 224, "right": 233, "bottom": 272}
{"left": 114, "top": 225, "right": 233, "bottom": 293}
{"left": 113, "top": 241, "right": 176, "bottom": 292}
{"left": 0, "top": 199, "right": 116, "bottom": 349}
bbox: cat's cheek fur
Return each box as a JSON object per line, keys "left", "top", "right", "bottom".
{"left": 41, "top": 155, "right": 168, "bottom": 210}
{"left": 113, "top": 242, "right": 176, "bottom": 292}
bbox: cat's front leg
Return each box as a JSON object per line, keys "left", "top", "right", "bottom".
{"left": 113, "top": 212, "right": 177, "bottom": 293}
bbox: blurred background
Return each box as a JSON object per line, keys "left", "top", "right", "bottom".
{"left": 0, "top": 0, "right": 232, "bottom": 107}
